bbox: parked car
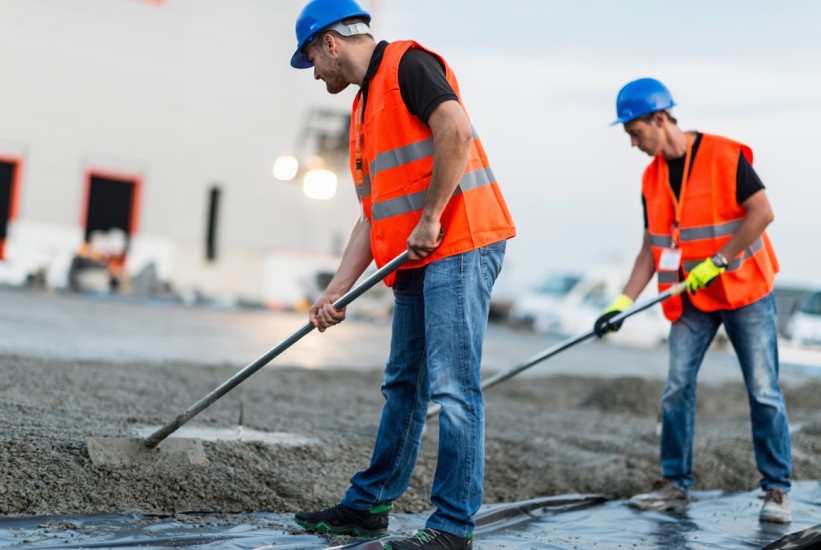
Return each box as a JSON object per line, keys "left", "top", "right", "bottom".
{"left": 784, "top": 290, "right": 821, "bottom": 346}
{"left": 508, "top": 270, "right": 617, "bottom": 333}
{"left": 508, "top": 268, "right": 670, "bottom": 348}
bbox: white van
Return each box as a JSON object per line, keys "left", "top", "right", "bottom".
{"left": 507, "top": 269, "right": 670, "bottom": 347}
{"left": 784, "top": 290, "right": 821, "bottom": 347}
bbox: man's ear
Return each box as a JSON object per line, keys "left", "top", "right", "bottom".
{"left": 652, "top": 111, "right": 666, "bottom": 127}
{"left": 323, "top": 33, "right": 336, "bottom": 54}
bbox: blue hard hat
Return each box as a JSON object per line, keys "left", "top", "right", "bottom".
{"left": 611, "top": 78, "right": 676, "bottom": 125}
{"left": 291, "top": 0, "right": 371, "bottom": 69}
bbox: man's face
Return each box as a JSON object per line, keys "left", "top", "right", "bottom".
{"left": 307, "top": 37, "right": 349, "bottom": 95}
{"left": 623, "top": 116, "right": 663, "bottom": 157}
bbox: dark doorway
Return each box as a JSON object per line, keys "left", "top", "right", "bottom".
{"left": 84, "top": 174, "right": 137, "bottom": 242}
{"left": 0, "top": 160, "right": 18, "bottom": 260}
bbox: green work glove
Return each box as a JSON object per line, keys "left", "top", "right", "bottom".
{"left": 594, "top": 294, "right": 634, "bottom": 337}
{"left": 685, "top": 257, "right": 725, "bottom": 294}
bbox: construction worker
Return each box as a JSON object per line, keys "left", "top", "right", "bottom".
{"left": 595, "top": 77, "right": 792, "bottom": 523}
{"left": 289, "top": 1, "right": 516, "bottom": 548}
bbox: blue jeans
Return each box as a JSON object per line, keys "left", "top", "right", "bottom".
{"left": 661, "top": 292, "right": 792, "bottom": 492}
{"left": 342, "top": 241, "right": 506, "bottom": 538}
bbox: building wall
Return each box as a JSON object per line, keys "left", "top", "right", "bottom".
{"left": 0, "top": 0, "right": 369, "bottom": 303}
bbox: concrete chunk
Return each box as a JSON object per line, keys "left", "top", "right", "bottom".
{"left": 85, "top": 437, "right": 208, "bottom": 467}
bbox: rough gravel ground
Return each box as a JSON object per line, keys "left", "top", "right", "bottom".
{"left": 2, "top": 354, "right": 820, "bottom": 519}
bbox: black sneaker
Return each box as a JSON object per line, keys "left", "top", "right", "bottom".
{"left": 294, "top": 502, "right": 392, "bottom": 537}
{"left": 384, "top": 528, "right": 472, "bottom": 550}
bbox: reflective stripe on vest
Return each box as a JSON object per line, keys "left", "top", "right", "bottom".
{"left": 372, "top": 165, "right": 496, "bottom": 221}
{"left": 649, "top": 219, "right": 744, "bottom": 248}
{"left": 356, "top": 173, "right": 371, "bottom": 203}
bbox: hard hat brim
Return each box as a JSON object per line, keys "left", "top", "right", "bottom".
{"left": 610, "top": 101, "right": 676, "bottom": 126}
{"left": 291, "top": 50, "right": 313, "bottom": 69}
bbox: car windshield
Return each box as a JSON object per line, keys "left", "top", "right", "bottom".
{"left": 535, "top": 274, "right": 582, "bottom": 297}
{"left": 800, "top": 292, "right": 821, "bottom": 315}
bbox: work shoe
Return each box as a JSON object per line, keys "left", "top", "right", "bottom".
{"left": 628, "top": 478, "right": 690, "bottom": 513}
{"left": 294, "top": 502, "right": 392, "bottom": 537}
{"left": 384, "top": 529, "right": 472, "bottom": 550}
{"left": 759, "top": 488, "right": 792, "bottom": 523}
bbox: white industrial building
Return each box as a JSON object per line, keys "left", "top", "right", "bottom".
{"left": 0, "top": 0, "right": 378, "bottom": 307}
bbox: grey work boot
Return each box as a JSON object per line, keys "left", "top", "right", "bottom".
{"left": 759, "top": 488, "right": 791, "bottom": 523}
{"left": 628, "top": 478, "right": 690, "bottom": 513}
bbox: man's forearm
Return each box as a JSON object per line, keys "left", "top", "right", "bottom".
{"left": 325, "top": 218, "right": 374, "bottom": 296}
{"left": 623, "top": 233, "right": 656, "bottom": 300}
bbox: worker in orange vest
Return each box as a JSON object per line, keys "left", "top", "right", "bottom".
{"left": 289, "top": 1, "right": 516, "bottom": 548}
{"left": 596, "top": 78, "right": 792, "bottom": 523}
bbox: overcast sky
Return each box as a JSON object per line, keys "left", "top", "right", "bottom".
{"left": 371, "top": 0, "right": 821, "bottom": 293}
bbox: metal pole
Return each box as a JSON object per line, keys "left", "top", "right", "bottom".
{"left": 144, "top": 251, "right": 409, "bottom": 448}
{"left": 426, "top": 281, "right": 687, "bottom": 419}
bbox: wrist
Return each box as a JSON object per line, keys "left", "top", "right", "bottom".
{"left": 420, "top": 212, "right": 441, "bottom": 225}
{"left": 710, "top": 253, "right": 728, "bottom": 269}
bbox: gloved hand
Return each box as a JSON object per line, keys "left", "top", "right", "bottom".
{"left": 594, "top": 294, "right": 634, "bottom": 337}
{"left": 685, "top": 258, "right": 725, "bottom": 294}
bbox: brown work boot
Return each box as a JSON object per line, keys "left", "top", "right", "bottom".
{"left": 759, "top": 488, "right": 791, "bottom": 523}
{"left": 628, "top": 478, "right": 690, "bottom": 513}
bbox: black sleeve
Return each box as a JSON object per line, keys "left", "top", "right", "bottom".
{"left": 642, "top": 195, "right": 649, "bottom": 229}
{"left": 398, "top": 47, "right": 459, "bottom": 125}
{"left": 736, "top": 152, "right": 765, "bottom": 204}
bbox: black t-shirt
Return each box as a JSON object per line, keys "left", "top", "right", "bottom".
{"left": 360, "top": 41, "right": 458, "bottom": 126}
{"left": 642, "top": 132, "right": 765, "bottom": 227}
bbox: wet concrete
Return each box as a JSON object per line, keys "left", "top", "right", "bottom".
{"left": 2, "top": 286, "right": 821, "bottom": 549}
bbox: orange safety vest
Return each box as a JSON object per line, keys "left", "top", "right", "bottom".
{"left": 643, "top": 133, "right": 779, "bottom": 322}
{"left": 349, "top": 41, "right": 516, "bottom": 285}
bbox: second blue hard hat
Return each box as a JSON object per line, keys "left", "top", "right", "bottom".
{"left": 611, "top": 78, "right": 675, "bottom": 125}
{"left": 291, "top": 0, "right": 371, "bottom": 69}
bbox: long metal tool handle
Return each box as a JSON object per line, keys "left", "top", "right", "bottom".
{"left": 426, "top": 281, "right": 687, "bottom": 419}
{"left": 144, "top": 250, "right": 409, "bottom": 448}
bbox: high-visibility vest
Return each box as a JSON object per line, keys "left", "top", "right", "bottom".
{"left": 643, "top": 133, "right": 779, "bottom": 322}
{"left": 349, "top": 40, "right": 516, "bottom": 285}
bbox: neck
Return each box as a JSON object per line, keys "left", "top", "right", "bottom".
{"left": 352, "top": 41, "right": 377, "bottom": 87}
{"left": 661, "top": 126, "right": 689, "bottom": 159}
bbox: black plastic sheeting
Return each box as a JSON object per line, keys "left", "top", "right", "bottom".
{"left": 1, "top": 482, "right": 819, "bottom": 549}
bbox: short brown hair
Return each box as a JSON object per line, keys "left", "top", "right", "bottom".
{"left": 638, "top": 110, "right": 678, "bottom": 125}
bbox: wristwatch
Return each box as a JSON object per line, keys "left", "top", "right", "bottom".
{"left": 711, "top": 252, "right": 729, "bottom": 269}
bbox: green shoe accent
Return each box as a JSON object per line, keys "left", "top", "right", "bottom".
{"left": 298, "top": 520, "right": 376, "bottom": 537}
{"left": 369, "top": 503, "right": 394, "bottom": 514}
{"left": 384, "top": 528, "right": 473, "bottom": 550}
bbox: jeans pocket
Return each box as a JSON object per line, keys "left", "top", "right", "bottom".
{"left": 480, "top": 241, "right": 506, "bottom": 290}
